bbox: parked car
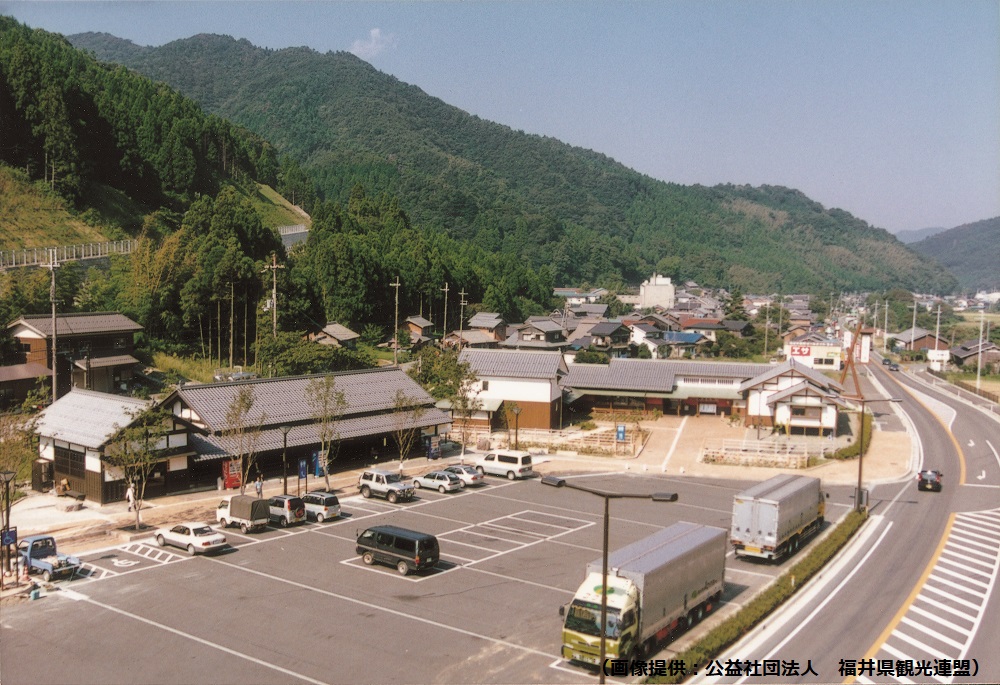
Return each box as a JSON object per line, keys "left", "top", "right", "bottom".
{"left": 301, "top": 491, "right": 341, "bottom": 522}
{"left": 358, "top": 469, "right": 415, "bottom": 503}
{"left": 917, "top": 470, "right": 943, "bottom": 492}
{"left": 413, "top": 470, "right": 463, "bottom": 493}
{"left": 268, "top": 495, "right": 307, "bottom": 527}
{"left": 443, "top": 464, "right": 485, "bottom": 487}
{"left": 155, "top": 522, "right": 227, "bottom": 555}
{"left": 474, "top": 449, "right": 533, "bottom": 480}
{"left": 356, "top": 525, "right": 440, "bottom": 576}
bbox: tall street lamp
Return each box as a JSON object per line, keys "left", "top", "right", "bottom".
{"left": 280, "top": 425, "right": 291, "bottom": 496}
{"left": 542, "top": 475, "right": 678, "bottom": 683}
{"left": 852, "top": 396, "right": 901, "bottom": 513}
{"left": 1, "top": 469, "right": 15, "bottom": 577}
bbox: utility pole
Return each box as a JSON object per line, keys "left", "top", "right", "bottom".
{"left": 910, "top": 300, "right": 918, "bottom": 354}
{"left": 458, "top": 289, "right": 468, "bottom": 352}
{"left": 262, "top": 253, "right": 284, "bottom": 338}
{"left": 763, "top": 300, "right": 771, "bottom": 357}
{"left": 48, "top": 249, "right": 60, "bottom": 401}
{"left": 883, "top": 299, "right": 889, "bottom": 354}
{"left": 977, "top": 307, "right": 986, "bottom": 390}
{"left": 391, "top": 277, "right": 401, "bottom": 365}
{"left": 441, "top": 282, "right": 449, "bottom": 339}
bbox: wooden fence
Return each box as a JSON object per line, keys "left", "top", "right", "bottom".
{"left": 698, "top": 438, "right": 830, "bottom": 469}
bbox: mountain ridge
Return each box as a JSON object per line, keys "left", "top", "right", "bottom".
{"left": 910, "top": 217, "right": 1000, "bottom": 291}
{"left": 69, "top": 30, "right": 958, "bottom": 294}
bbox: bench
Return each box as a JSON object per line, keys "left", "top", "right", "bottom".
{"left": 62, "top": 489, "right": 86, "bottom": 501}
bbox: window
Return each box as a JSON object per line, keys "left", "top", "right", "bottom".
{"left": 54, "top": 446, "right": 85, "bottom": 479}
{"left": 481, "top": 381, "right": 489, "bottom": 391}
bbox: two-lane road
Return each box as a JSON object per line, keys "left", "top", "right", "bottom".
{"left": 697, "top": 361, "right": 1000, "bottom": 684}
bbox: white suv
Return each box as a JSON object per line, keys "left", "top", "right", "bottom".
{"left": 358, "top": 469, "right": 415, "bottom": 503}
{"left": 474, "top": 450, "right": 533, "bottom": 480}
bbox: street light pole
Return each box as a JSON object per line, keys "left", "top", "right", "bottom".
{"left": 280, "top": 425, "right": 291, "bottom": 496}
{"left": 512, "top": 405, "right": 521, "bottom": 450}
{"left": 853, "top": 396, "right": 901, "bottom": 513}
{"left": 542, "top": 476, "right": 678, "bottom": 683}
{"left": 1, "top": 470, "right": 15, "bottom": 579}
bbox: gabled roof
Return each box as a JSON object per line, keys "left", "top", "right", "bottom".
{"left": 169, "top": 367, "right": 440, "bottom": 433}
{"left": 588, "top": 321, "right": 627, "bottom": 337}
{"left": 405, "top": 315, "right": 434, "bottom": 329}
{"left": 630, "top": 323, "right": 659, "bottom": 334}
{"left": 570, "top": 303, "right": 609, "bottom": 317}
{"left": 446, "top": 330, "right": 497, "bottom": 345}
{"left": 739, "top": 358, "right": 843, "bottom": 393}
{"left": 468, "top": 312, "right": 503, "bottom": 328}
{"left": 890, "top": 327, "right": 929, "bottom": 344}
{"left": 9, "top": 312, "right": 142, "bottom": 337}
{"left": 35, "top": 389, "right": 151, "bottom": 449}
{"left": 522, "top": 318, "right": 565, "bottom": 334}
{"left": 320, "top": 322, "right": 359, "bottom": 342}
{"left": 790, "top": 332, "right": 841, "bottom": 345}
{"left": 459, "top": 348, "right": 567, "bottom": 380}
{"left": 764, "top": 380, "right": 850, "bottom": 408}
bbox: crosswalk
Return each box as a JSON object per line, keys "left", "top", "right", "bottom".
{"left": 857, "top": 508, "right": 999, "bottom": 684}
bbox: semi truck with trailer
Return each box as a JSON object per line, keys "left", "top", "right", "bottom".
{"left": 730, "top": 474, "right": 825, "bottom": 561}
{"left": 559, "top": 522, "right": 727, "bottom": 667}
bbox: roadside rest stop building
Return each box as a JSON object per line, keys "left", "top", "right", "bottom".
{"left": 31, "top": 354, "right": 848, "bottom": 506}
{"left": 32, "top": 367, "right": 452, "bottom": 505}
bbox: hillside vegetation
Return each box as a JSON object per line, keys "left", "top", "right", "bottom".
{"left": 68, "top": 31, "right": 958, "bottom": 294}
{"left": 910, "top": 217, "right": 1000, "bottom": 291}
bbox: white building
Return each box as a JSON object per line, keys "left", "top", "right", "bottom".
{"left": 639, "top": 273, "right": 676, "bottom": 310}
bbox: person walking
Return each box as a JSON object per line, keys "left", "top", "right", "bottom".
{"left": 254, "top": 474, "right": 263, "bottom": 498}
{"left": 125, "top": 482, "right": 135, "bottom": 512}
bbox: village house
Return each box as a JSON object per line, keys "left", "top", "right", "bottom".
{"left": 457, "top": 348, "right": 568, "bottom": 430}
{"left": 5, "top": 311, "right": 143, "bottom": 399}
{"left": 308, "top": 321, "right": 360, "bottom": 349}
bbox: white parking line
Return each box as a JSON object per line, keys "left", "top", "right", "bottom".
{"left": 209, "top": 556, "right": 556, "bottom": 661}
{"left": 59, "top": 590, "right": 332, "bottom": 685}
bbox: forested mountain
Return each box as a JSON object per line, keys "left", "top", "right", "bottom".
{"left": 68, "top": 31, "right": 958, "bottom": 295}
{"left": 0, "top": 17, "right": 552, "bottom": 364}
{"left": 910, "top": 217, "right": 1000, "bottom": 291}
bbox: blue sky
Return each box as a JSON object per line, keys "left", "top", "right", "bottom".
{"left": 3, "top": 1, "right": 998, "bottom": 234}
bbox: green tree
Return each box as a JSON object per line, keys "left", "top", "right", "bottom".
{"left": 105, "top": 406, "right": 172, "bottom": 531}
{"left": 306, "top": 374, "right": 347, "bottom": 490}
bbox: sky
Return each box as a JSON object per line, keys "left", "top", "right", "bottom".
{"left": 3, "top": 1, "right": 999, "bottom": 234}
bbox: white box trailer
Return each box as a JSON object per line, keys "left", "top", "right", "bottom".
{"left": 731, "top": 474, "right": 825, "bottom": 561}
{"left": 560, "top": 522, "right": 727, "bottom": 666}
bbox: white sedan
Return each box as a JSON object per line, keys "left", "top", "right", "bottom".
{"left": 443, "top": 464, "right": 485, "bottom": 487}
{"left": 155, "top": 522, "right": 227, "bottom": 555}
{"left": 412, "top": 471, "right": 463, "bottom": 493}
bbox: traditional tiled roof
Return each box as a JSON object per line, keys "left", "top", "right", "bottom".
{"left": 406, "top": 315, "right": 434, "bottom": 329}
{"left": 320, "top": 322, "right": 359, "bottom": 342}
{"left": 522, "top": 318, "right": 565, "bottom": 333}
{"left": 171, "top": 367, "right": 440, "bottom": 432}
{"left": 588, "top": 321, "right": 626, "bottom": 337}
{"left": 468, "top": 312, "right": 503, "bottom": 328}
{"left": 9, "top": 312, "right": 143, "bottom": 337}
{"left": 459, "top": 348, "right": 567, "bottom": 380}
{"left": 739, "top": 358, "right": 843, "bottom": 392}
{"left": 35, "top": 388, "right": 151, "bottom": 449}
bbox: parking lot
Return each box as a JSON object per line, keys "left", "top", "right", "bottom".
{"left": 0, "top": 471, "right": 855, "bottom": 684}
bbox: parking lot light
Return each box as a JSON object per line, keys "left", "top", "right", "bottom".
{"left": 280, "top": 425, "right": 292, "bottom": 496}
{"left": 1, "top": 469, "right": 15, "bottom": 578}
{"left": 541, "top": 475, "right": 678, "bottom": 683}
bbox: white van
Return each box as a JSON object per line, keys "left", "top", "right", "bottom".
{"left": 474, "top": 450, "right": 533, "bottom": 480}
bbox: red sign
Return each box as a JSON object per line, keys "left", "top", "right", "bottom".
{"left": 790, "top": 345, "right": 811, "bottom": 357}
{"left": 221, "top": 459, "right": 242, "bottom": 489}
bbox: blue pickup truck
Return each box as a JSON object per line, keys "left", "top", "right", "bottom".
{"left": 17, "top": 535, "right": 82, "bottom": 582}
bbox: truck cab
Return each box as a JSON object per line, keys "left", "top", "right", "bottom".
{"left": 560, "top": 572, "right": 639, "bottom": 665}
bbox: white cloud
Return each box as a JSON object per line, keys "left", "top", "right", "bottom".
{"left": 350, "top": 28, "right": 397, "bottom": 60}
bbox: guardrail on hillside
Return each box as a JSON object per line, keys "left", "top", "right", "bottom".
{"left": 0, "top": 240, "right": 136, "bottom": 270}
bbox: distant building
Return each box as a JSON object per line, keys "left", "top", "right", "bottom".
{"left": 639, "top": 273, "right": 676, "bottom": 310}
